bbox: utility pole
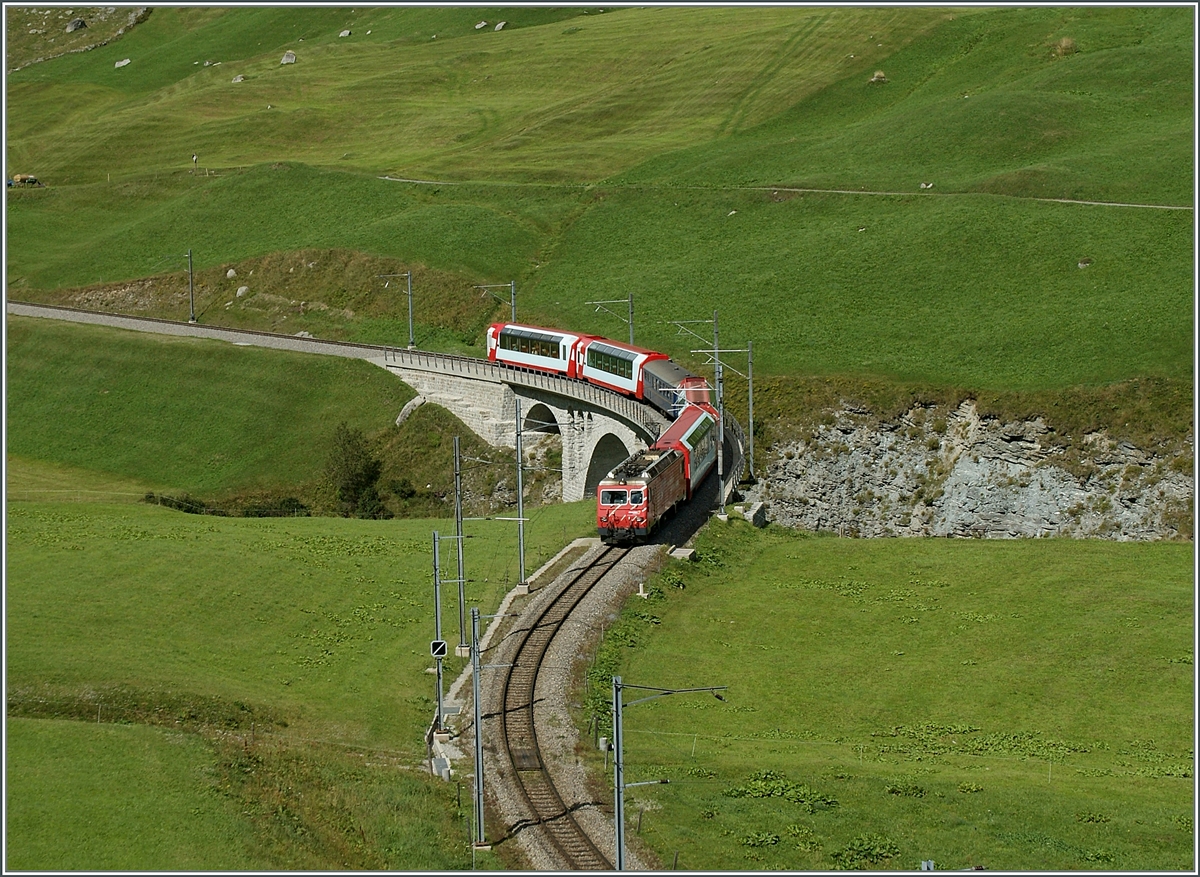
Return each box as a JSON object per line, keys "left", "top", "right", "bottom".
{"left": 714, "top": 310, "right": 724, "bottom": 510}
{"left": 470, "top": 607, "right": 486, "bottom": 848}
{"left": 586, "top": 291, "right": 635, "bottom": 345}
{"left": 514, "top": 400, "right": 526, "bottom": 588}
{"left": 476, "top": 282, "right": 517, "bottom": 323}
{"left": 378, "top": 272, "right": 414, "bottom": 348}
{"left": 611, "top": 679, "right": 726, "bottom": 870}
{"left": 454, "top": 436, "right": 468, "bottom": 655}
{"left": 432, "top": 531, "right": 444, "bottom": 733}
{"left": 187, "top": 249, "right": 196, "bottom": 323}
{"left": 747, "top": 340, "right": 755, "bottom": 482}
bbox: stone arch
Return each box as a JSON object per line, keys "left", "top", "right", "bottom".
{"left": 584, "top": 433, "right": 633, "bottom": 497}
{"left": 523, "top": 402, "right": 560, "bottom": 435}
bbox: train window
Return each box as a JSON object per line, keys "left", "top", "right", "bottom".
{"left": 588, "top": 346, "right": 635, "bottom": 379}
{"left": 600, "top": 489, "right": 628, "bottom": 505}
{"left": 630, "top": 490, "right": 644, "bottom": 505}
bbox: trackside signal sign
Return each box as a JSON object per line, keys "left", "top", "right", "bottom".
{"left": 430, "top": 640, "right": 448, "bottom": 658}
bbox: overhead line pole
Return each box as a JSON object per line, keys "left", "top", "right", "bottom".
{"left": 454, "top": 436, "right": 468, "bottom": 655}
{"left": 186, "top": 249, "right": 196, "bottom": 323}
{"left": 586, "top": 291, "right": 635, "bottom": 345}
{"left": 378, "top": 272, "right": 414, "bottom": 348}
{"left": 476, "top": 282, "right": 516, "bottom": 322}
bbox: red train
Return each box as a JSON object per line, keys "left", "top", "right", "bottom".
{"left": 597, "top": 402, "right": 718, "bottom": 544}
{"left": 484, "top": 321, "right": 719, "bottom": 544}
{"left": 486, "top": 322, "right": 709, "bottom": 418}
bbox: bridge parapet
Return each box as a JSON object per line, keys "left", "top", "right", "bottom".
{"left": 381, "top": 346, "right": 669, "bottom": 442}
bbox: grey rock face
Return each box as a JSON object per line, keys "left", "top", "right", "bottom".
{"left": 65, "top": 18, "right": 87, "bottom": 33}
{"left": 749, "top": 401, "right": 1191, "bottom": 541}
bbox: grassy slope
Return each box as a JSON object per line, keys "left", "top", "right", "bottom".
{"left": 591, "top": 522, "right": 1193, "bottom": 870}
{"left": 5, "top": 7, "right": 1191, "bottom": 400}
{"left": 5, "top": 498, "right": 596, "bottom": 868}
{"left": 6, "top": 718, "right": 264, "bottom": 871}
{"left": 6, "top": 316, "right": 413, "bottom": 495}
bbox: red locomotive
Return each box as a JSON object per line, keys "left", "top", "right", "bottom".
{"left": 597, "top": 403, "right": 718, "bottom": 544}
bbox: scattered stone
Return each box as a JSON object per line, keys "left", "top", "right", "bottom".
{"left": 920, "top": 182, "right": 934, "bottom": 189}
{"left": 396, "top": 395, "right": 427, "bottom": 426}
{"left": 869, "top": 70, "right": 887, "bottom": 83}
{"left": 114, "top": 58, "right": 130, "bottom": 68}
{"left": 231, "top": 74, "right": 244, "bottom": 83}
{"left": 339, "top": 29, "right": 350, "bottom": 37}
{"left": 495, "top": 21, "right": 506, "bottom": 31}
{"left": 294, "top": 331, "right": 312, "bottom": 338}
{"left": 226, "top": 268, "right": 237, "bottom": 279}
{"left": 65, "top": 17, "right": 86, "bottom": 32}
{"left": 236, "top": 285, "right": 249, "bottom": 297}
{"left": 1078, "top": 258, "right": 1093, "bottom": 269}
{"left": 475, "top": 20, "right": 487, "bottom": 29}
{"left": 280, "top": 50, "right": 296, "bottom": 64}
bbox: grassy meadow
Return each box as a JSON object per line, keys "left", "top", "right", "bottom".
{"left": 6, "top": 499, "right": 598, "bottom": 869}
{"left": 583, "top": 520, "right": 1193, "bottom": 871}
{"left": 5, "top": 4, "right": 1193, "bottom": 871}
{"left": 5, "top": 6, "right": 1193, "bottom": 406}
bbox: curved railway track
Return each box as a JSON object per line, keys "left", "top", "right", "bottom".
{"left": 496, "top": 545, "right": 630, "bottom": 870}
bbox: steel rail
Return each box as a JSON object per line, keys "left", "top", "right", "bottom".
{"left": 496, "top": 546, "right": 629, "bottom": 870}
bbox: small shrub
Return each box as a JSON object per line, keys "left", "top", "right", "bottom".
{"left": 741, "top": 831, "right": 779, "bottom": 847}
{"left": 830, "top": 833, "right": 900, "bottom": 869}
{"left": 1076, "top": 811, "right": 1110, "bottom": 823}
{"left": 885, "top": 780, "right": 926, "bottom": 797}
{"left": 958, "top": 782, "right": 983, "bottom": 793}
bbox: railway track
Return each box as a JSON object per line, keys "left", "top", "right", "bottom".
{"left": 494, "top": 545, "right": 630, "bottom": 870}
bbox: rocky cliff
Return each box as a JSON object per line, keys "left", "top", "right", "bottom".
{"left": 745, "top": 400, "right": 1192, "bottom": 540}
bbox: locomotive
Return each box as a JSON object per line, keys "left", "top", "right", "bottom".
{"left": 597, "top": 403, "right": 718, "bottom": 544}
{"left": 484, "top": 321, "right": 719, "bottom": 544}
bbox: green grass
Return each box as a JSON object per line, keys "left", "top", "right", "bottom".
{"left": 583, "top": 521, "right": 1193, "bottom": 870}
{"left": 5, "top": 498, "right": 597, "bottom": 868}
{"left": 6, "top": 717, "right": 263, "bottom": 871}
{"left": 6, "top": 316, "right": 414, "bottom": 495}
{"left": 5, "top": 6, "right": 1191, "bottom": 405}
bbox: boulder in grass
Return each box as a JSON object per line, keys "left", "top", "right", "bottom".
{"left": 339, "top": 29, "right": 351, "bottom": 37}
{"left": 115, "top": 58, "right": 130, "bottom": 68}
{"left": 495, "top": 21, "right": 506, "bottom": 31}
{"left": 65, "top": 17, "right": 87, "bottom": 33}
{"left": 231, "top": 74, "right": 244, "bottom": 83}
{"left": 281, "top": 50, "right": 296, "bottom": 65}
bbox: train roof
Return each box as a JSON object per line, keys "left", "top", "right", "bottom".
{"left": 491, "top": 322, "right": 593, "bottom": 340}
{"left": 602, "top": 446, "right": 679, "bottom": 483}
{"left": 654, "top": 403, "right": 716, "bottom": 447}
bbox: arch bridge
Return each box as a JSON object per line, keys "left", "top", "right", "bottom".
{"left": 7, "top": 302, "right": 745, "bottom": 502}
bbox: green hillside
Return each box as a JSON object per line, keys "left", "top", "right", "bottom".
{"left": 5, "top": 5, "right": 1192, "bottom": 403}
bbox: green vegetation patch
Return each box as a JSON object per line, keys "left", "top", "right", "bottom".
{"left": 6, "top": 498, "right": 596, "bottom": 867}
{"left": 580, "top": 521, "right": 1193, "bottom": 870}
{"left": 6, "top": 317, "right": 413, "bottom": 496}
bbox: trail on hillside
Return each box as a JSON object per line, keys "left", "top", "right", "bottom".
{"left": 378, "top": 176, "right": 1193, "bottom": 211}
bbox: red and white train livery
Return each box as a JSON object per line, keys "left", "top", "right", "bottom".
{"left": 486, "top": 322, "right": 710, "bottom": 418}
{"left": 597, "top": 402, "right": 719, "bottom": 544}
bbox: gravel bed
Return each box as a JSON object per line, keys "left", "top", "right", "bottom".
{"left": 471, "top": 542, "right": 664, "bottom": 870}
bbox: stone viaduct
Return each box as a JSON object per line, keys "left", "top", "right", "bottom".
{"left": 8, "top": 303, "right": 746, "bottom": 502}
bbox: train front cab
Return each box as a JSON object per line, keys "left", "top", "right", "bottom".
{"left": 597, "top": 483, "right": 649, "bottom": 544}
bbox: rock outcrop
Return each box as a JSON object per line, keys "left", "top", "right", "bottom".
{"left": 748, "top": 400, "right": 1192, "bottom": 541}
